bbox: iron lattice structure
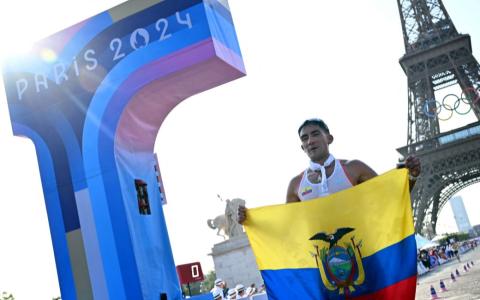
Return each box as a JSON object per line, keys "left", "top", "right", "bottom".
{"left": 396, "top": 0, "right": 480, "bottom": 236}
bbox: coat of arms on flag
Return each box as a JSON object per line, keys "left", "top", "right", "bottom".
{"left": 310, "top": 227, "right": 365, "bottom": 296}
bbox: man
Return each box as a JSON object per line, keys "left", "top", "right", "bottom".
{"left": 235, "top": 284, "right": 247, "bottom": 299}
{"left": 227, "top": 288, "right": 237, "bottom": 299}
{"left": 245, "top": 283, "right": 256, "bottom": 297}
{"left": 238, "top": 118, "right": 421, "bottom": 222}
{"left": 210, "top": 278, "right": 226, "bottom": 300}
{"left": 212, "top": 289, "right": 223, "bottom": 300}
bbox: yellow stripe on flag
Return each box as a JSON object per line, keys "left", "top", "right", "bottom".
{"left": 244, "top": 169, "right": 414, "bottom": 270}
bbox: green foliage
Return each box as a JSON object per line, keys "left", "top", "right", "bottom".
{"left": 181, "top": 282, "right": 201, "bottom": 296}
{"left": 200, "top": 270, "right": 217, "bottom": 293}
{"left": 1, "top": 292, "right": 14, "bottom": 300}
{"left": 441, "top": 232, "right": 470, "bottom": 244}
{"left": 176, "top": 270, "right": 224, "bottom": 296}
{"left": 179, "top": 270, "right": 218, "bottom": 296}
{"left": 456, "top": 232, "right": 471, "bottom": 242}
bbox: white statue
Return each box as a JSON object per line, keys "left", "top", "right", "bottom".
{"left": 207, "top": 214, "right": 227, "bottom": 240}
{"left": 224, "top": 198, "right": 245, "bottom": 238}
{"left": 207, "top": 197, "right": 246, "bottom": 239}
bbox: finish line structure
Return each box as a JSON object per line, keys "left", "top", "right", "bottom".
{"left": 2, "top": 0, "right": 245, "bottom": 299}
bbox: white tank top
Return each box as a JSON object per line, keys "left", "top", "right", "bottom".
{"left": 297, "top": 159, "right": 354, "bottom": 201}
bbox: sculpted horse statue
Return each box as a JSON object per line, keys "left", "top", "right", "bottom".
{"left": 207, "top": 198, "right": 246, "bottom": 240}
{"left": 207, "top": 214, "right": 227, "bottom": 240}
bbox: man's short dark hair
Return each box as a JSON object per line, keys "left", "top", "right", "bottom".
{"left": 298, "top": 118, "right": 330, "bottom": 135}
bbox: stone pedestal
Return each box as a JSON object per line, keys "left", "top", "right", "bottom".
{"left": 210, "top": 233, "right": 263, "bottom": 289}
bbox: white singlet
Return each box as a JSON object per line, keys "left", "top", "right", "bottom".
{"left": 297, "top": 159, "right": 354, "bottom": 201}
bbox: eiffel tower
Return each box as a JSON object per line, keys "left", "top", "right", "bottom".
{"left": 396, "top": 0, "right": 480, "bottom": 236}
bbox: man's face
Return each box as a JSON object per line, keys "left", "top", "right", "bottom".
{"left": 299, "top": 124, "right": 332, "bottom": 162}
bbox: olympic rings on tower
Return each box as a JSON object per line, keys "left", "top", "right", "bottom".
{"left": 422, "top": 87, "right": 480, "bottom": 121}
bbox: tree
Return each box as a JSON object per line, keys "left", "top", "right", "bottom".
{"left": 200, "top": 270, "right": 216, "bottom": 293}
{"left": 1, "top": 292, "right": 14, "bottom": 300}
{"left": 441, "top": 232, "right": 470, "bottom": 244}
{"left": 179, "top": 270, "right": 217, "bottom": 296}
{"left": 181, "top": 281, "right": 201, "bottom": 297}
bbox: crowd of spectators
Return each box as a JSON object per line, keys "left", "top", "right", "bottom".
{"left": 417, "top": 238, "right": 478, "bottom": 275}
{"left": 211, "top": 279, "right": 266, "bottom": 300}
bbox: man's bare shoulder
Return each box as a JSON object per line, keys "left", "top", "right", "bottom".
{"left": 287, "top": 171, "right": 303, "bottom": 191}
{"left": 290, "top": 171, "right": 304, "bottom": 184}
{"left": 341, "top": 159, "right": 369, "bottom": 170}
{"left": 286, "top": 171, "right": 304, "bottom": 203}
{"left": 341, "top": 159, "right": 377, "bottom": 183}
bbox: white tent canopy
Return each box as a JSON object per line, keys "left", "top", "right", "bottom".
{"left": 415, "top": 234, "right": 439, "bottom": 250}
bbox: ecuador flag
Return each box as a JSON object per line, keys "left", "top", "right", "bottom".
{"left": 244, "top": 169, "right": 417, "bottom": 300}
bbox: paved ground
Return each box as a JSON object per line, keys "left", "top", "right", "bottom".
{"left": 416, "top": 247, "right": 480, "bottom": 300}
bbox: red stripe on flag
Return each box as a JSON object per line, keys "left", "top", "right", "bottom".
{"left": 353, "top": 275, "right": 417, "bottom": 300}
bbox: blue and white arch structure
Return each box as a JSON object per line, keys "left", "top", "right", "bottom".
{"left": 2, "top": 0, "right": 245, "bottom": 299}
